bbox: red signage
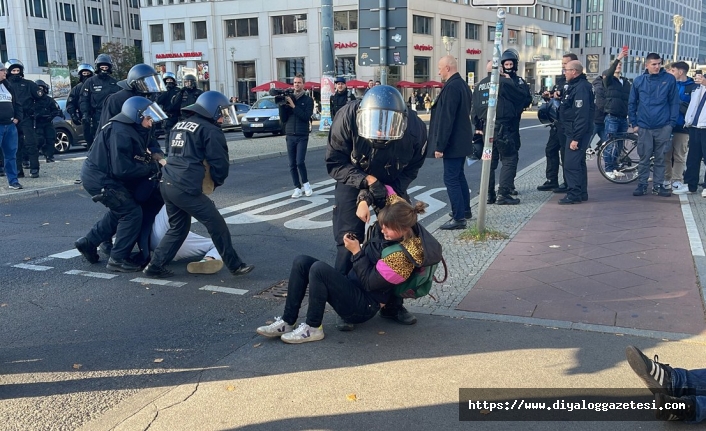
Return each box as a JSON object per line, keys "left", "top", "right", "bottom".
{"left": 155, "top": 51, "right": 203, "bottom": 59}
{"left": 334, "top": 42, "right": 358, "bottom": 49}
{"left": 466, "top": 49, "right": 482, "bottom": 55}
{"left": 414, "top": 44, "right": 433, "bottom": 51}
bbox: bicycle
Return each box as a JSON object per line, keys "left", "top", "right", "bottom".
{"left": 595, "top": 132, "right": 652, "bottom": 184}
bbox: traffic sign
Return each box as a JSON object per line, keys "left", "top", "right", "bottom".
{"left": 358, "top": 0, "right": 408, "bottom": 66}
{"left": 471, "top": 0, "right": 537, "bottom": 6}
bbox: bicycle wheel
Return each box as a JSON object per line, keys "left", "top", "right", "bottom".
{"left": 596, "top": 134, "right": 639, "bottom": 184}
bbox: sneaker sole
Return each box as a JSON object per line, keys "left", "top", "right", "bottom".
{"left": 187, "top": 259, "right": 224, "bottom": 274}
{"left": 256, "top": 328, "right": 290, "bottom": 338}
{"left": 625, "top": 346, "right": 669, "bottom": 394}
{"left": 281, "top": 333, "right": 325, "bottom": 344}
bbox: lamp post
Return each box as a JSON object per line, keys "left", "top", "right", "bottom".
{"left": 673, "top": 14, "right": 683, "bottom": 63}
{"left": 229, "top": 47, "right": 235, "bottom": 98}
{"left": 442, "top": 36, "right": 456, "bottom": 55}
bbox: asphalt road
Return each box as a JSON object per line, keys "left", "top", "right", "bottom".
{"left": 0, "top": 120, "right": 548, "bottom": 430}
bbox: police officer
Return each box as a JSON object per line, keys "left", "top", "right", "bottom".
{"left": 558, "top": 60, "right": 595, "bottom": 204}
{"left": 171, "top": 74, "right": 202, "bottom": 120}
{"left": 80, "top": 54, "right": 120, "bottom": 149}
{"left": 329, "top": 77, "right": 356, "bottom": 120}
{"left": 3, "top": 59, "right": 41, "bottom": 178}
{"left": 157, "top": 71, "right": 181, "bottom": 148}
{"left": 144, "top": 91, "right": 254, "bottom": 278}
{"left": 100, "top": 64, "right": 167, "bottom": 127}
{"left": 536, "top": 92, "right": 562, "bottom": 191}
{"left": 74, "top": 96, "right": 168, "bottom": 271}
{"left": 66, "top": 63, "right": 94, "bottom": 125}
{"left": 325, "top": 85, "right": 427, "bottom": 325}
{"left": 33, "top": 80, "right": 61, "bottom": 163}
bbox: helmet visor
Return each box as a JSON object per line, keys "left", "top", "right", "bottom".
{"left": 356, "top": 108, "right": 406, "bottom": 141}
{"left": 134, "top": 75, "right": 168, "bottom": 93}
{"left": 220, "top": 105, "right": 239, "bottom": 126}
{"left": 140, "top": 102, "right": 169, "bottom": 123}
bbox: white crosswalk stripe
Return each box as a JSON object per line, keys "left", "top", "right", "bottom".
{"left": 129, "top": 277, "right": 187, "bottom": 287}
{"left": 12, "top": 263, "right": 53, "bottom": 271}
{"left": 199, "top": 285, "right": 248, "bottom": 295}
{"left": 64, "top": 270, "right": 119, "bottom": 279}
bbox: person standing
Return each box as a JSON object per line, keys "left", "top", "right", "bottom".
{"left": 557, "top": 60, "right": 595, "bottom": 204}
{"left": 666, "top": 62, "right": 696, "bottom": 193}
{"left": 280, "top": 74, "right": 314, "bottom": 198}
{"left": 589, "top": 70, "right": 608, "bottom": 153}
{"left": 32, "top": 80, "right": 61, "bottom": 163}
{"left": 628, "top": 53, "right": 680, "bottom": 197}
{"left": 0, "top": 63, "right": 22, "bottom": 189}
{"left": 143, "top": 91, "right": 254, "bottom": 278}
{"left": 5, "top": 59, "right": 40, "bottom": 178}
{"left": 329, "top": 77, "right": 356, "bottom": 120}
{"left": 679, "top": 71, "right": 706, "bottom": 195}
{"left": 80, "top": 54, "right": 120, "bottom": 150}
{"left": 66, "top": 63, "right": 94, "bottom": 126}
{"left": 602, "top": 48, "right": 632, "bottom": 180}
{"left": 99, "top": 64, "right": 167, "bottom": 128}
{"left": 171, "top": 74, "right": 202, "bottom": 120}
{"left": 157, "top": 72, "right": 181, "bottom": 148}
{"left": 430, "top": 55, "right": 473, "bottom": 229}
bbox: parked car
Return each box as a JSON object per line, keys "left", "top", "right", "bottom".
{"left": 240, "top": 96, "right": 283, "bottom": 138}
{"left": 53, "top": 98, "right": 86, "bottom": 153}
{"left": 221, "top": 102, "right": 250, "bottom": 132}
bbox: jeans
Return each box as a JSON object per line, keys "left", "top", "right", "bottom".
{"left": 443, "top": 157, "right": 471, "bottom": 221}
{"left": 636, "top": 125, "right": 671, "bottom": 186}
{"left": 665, "top": 132, "right": 688, "bottom": 183}
{"left": 286, "top": 134, "right": 309, "bottom": 188}
{"left": 603, "top": 115, "right": 629, "bottom": 172}
{"left": 670, "top": 367, "right": 706, "bottom": 423}
{"left": 563, "top": 132, "right": 591, "bottom": 201}
{"left": 282, "top": 255, "right": 382, "bottom": 328}
{"left": 0, "top": 123, "right": 18, "bottom": 184}
{"left": 684, "top": 128, "right": 706, "bottom": 191}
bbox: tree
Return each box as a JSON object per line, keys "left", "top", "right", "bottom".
{"left": 98, "top": 42, "right": 144, "bottom": 80}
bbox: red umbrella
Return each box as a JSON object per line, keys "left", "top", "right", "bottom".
{"left": 250, "top": 80, "right": 290, "bottom": 92}
{"left": 420, "top": 80, "right": 443, "bottom": 88}
{"left": 396, "top": 80, "right": 423, "bottom": 89}
{"left": 343, "top": 79, "right": 369, "bottom": 89}
{"left": 304, "top": 81, "right": 320, "bottom": 90}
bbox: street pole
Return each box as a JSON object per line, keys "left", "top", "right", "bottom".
{"left": 476, "top": 7, "right": 506, "bottom": 233}
{"left": 673, "top": 14, "right": 683, "bottom": 63}
{"left": 319, "top": 0, "right": 335, "bottom": 131}
{"left": 379, "top": 0, "right": 388, "bottom": 85}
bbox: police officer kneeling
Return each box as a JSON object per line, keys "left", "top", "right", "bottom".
{"left": 75, "top": 96, "right": 168, "bottom": 272}
{"left": 144, "top": 91, "right": 254, "bottom": 278}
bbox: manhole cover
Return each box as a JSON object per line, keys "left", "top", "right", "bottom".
{"left": 255, "top": 279, "right": 307, "bottom": 300}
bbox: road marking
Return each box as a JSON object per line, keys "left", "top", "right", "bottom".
{"left": 679, "top": 194, "right": 705, "bottom": 257}
{"left": 64, "top": 269, "right": 119, "bottom": 279}
{"left": 199, "top": 285, "right": 248, "bottom": 295}
{"left": 129, "top": 277, "right": 187, "bottom": 287}
{"left": 50, "top": 249, "right": 82, "bottom": 259}
{"left": 12, "top": 263, "right": 53, "bottom": 271}
{"left": 30, "top": 257, "right": 55, "bottom": 264}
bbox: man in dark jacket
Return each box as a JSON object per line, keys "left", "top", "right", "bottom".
{"left": 0, "top": 63, "right": 23, "bottom": 188}
{"left": 4, "top": 59, "right": 41, "bottom": 178}
{"left": 66, "top": 63, "right": 94, "bottom": 125}
{"left": 430, "top": 55, "right": 473, "bottom": 229}
{"left": 666, "top": 61, "right": 696, "bottom": 193}
{"left": 144, "top": 91, "right": 254, "bottom": 279}
{"left": 602, "top": 48, "right": 632, "bottom": 180}
{"left": 99, "top": 64, "right": 166, "bottom": 128}
{"left": 33, "top": 80, "right": 61, "bottom": 163}
{"left": 628, "top": 53, "right": 680, "bottom": 197}
{"left": 280, "top": 74, "right": 314, "bottom": 198}
{"left": 80, "top": 54, "right": 120, "bottom": 149}
{"left": 157, "top": 72, "right": 181, "bottom": 149}
{"left": 558, "top": 60, "right": 595, "bottom": 204}
{"left": 590, "top": 71, "right": 607, "bottom": 153}
{"left": 171, "top": 74, "right": 202, "bottom": 120}
{"left": 330, "top": 77, "right": 356, "bottom": 120}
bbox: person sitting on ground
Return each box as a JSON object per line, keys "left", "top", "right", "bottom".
{"left": 255, "top": 197, "right": 441, "bottom": 344}
{"left": 626, "top": 345, "right": 703, "bottom": 423}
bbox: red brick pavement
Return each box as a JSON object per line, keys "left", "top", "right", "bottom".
{"left": 457, "top": 167, "right": 706, "bottom": 335}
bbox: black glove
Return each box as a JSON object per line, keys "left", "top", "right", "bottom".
{"left": 71, "top": 113, "right": 82, "bottom": 125}
{"left": 471, "top": 133, "right": 484, "bottom": 160}
{"left": 82, "top": 115, "right": 90, "bottom": 125}
{"left": 370, "top": 181, "right": 388, "bottom": 208}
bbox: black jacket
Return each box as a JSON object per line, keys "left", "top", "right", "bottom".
{"left": 472, "top": 73, "right": 530, "bottom": 130}
{"left": 280, "top": 92, "right": 313, "bottom": 136}
{"left": 172, "top": 87, "right": 203, "bottom": 118}
{"left": 157, "top": 85, "right": 181, "bottom": 117}
{"left": 7, "top": 76, "right": 40, "bottom": 119}
{"left": 80, "top": 74, "right": 120, "bottom": 117}
{"left": 0, "top": 79, "right": 23, "bottom": 125}
{"left": 559, "top": 74, "right": 595, "bottom": 141}
{"left": 162, "top": 114, "right": 230, "bottom": 196}
{"left": 592, "top": 75, "right": 607, "bottom": 124}
{"left": 326, "top": 100, "right": 428, "bottom": 198}
{"left": 603, "top": 59, "right": 631, "bottom": 118}
{"left": 66, "top": 82, "right": 84, "bottom": 119}
{"left": 80, "top": 120, "right": 157, "bottom": 195}
{"left": 99, "top": 88, "right": 139, "bottom": 127}
{"left": 428, "top": 73, "right": 473, "bottom": 158}
{"left": 330, "top": 90, "right": 355, "bottom": 120}
{"left": 34, "top": 95, "right": 61, "bottom": 124}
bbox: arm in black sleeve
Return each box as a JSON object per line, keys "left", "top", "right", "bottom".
{"left": 325, "top": 102, "right": 368, "bottom": 188}
{"left": 79, "top": 83, "right": 91, "bottom": 116}
{"left": 593, "top": 80, "right": 606, "bottom": 113}
{"left": 571, "top": 85, "right": 594, "bottom": 140}
{"left": 110, "top": 133, "right": 152, "bottom": 181}
{"left": 279, "top": 103, "right": 291, "bottom": 124}
{"left": 604, "top": 59, "right": 620, "bottom": 88}
{"left": 203, "top": 128, "right": 230, "bottom": 187}
{"left": 7, "top": 83, "right": 23, "bottom": 122}
{"left": 392, "top": 117, "right": 428, "bottom": 194}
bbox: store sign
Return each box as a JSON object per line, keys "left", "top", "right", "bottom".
{"left": 334, "top": 42, "right": 358, "bottom": 49}
{"left": 466, "top": 49, "right": 482, "bottom": 55}
{"left": 414, "top": 44, "right": 433, "bottom": 51}
{"left": 155, "top": 51, "right": 203, "bottom": 60}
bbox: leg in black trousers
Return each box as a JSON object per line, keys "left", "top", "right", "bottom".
{"left": 332, "top": 183, "right": 365, "bottom": 274}
{"left": 685, "top": 128, "right": 706, "bottom": 192}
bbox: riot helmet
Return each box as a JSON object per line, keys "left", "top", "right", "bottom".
{"left": 5, "top": 59, "right": 24, "bottom": 78}
{"left": 537, "top": 99, "right": 560, "bottom": 126}
{"left": 163, "top": 72, "right": 177, "bottom": 88}
{"left": 122, "top": 64, "right": 167, "bottom": 93}
{"left": 35, "top": 79, "right": 49, "bottom": 94}
{"left": 111, "top": 96, "right": 168, "bottom": 125}
{"left": 182, "top": 91, "right": 234, "bottom": 123}
{"left": 95, "top": 54, "right": 113, "bottom": 74}
{"left": 500, "top": 49, "right": 519, "bottom": 73}
{"left": 77, "top": 63, "right": 95, "bottom": 82}
{"left": 183, "top": 74, "right": 197, "bottom": 89}
{"left": 355, "top": 85, "right": 407, "bottom": 146}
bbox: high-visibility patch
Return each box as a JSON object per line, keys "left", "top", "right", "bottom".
{"left": 575, "top": 100, "right": 583, "bottom": 108}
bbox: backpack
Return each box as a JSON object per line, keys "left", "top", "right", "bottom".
{"left": 381, "top": 243, "right": 447, "bottom": 299}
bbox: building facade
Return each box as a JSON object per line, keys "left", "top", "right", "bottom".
{"left": 140, "top": 0, "right": 572, "bottom": 103}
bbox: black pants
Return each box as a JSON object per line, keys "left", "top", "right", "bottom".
{"left": 84, "top": 111, "right": 102, "bottom": 150}
{"left": 83, "top": 186, "right": 142, "bottom": 261}
{"left": 332, "top": 183, "right": 367, "bottom": 274}
{"left": 555, "top": 123, "right": 567, "bottom": 184}
{"left": 151, "top": 182, "right": 244, "bottom": 271}
{"left": 563, "top": 132, "right": 591, "bottom": 201}
{"left": 685, "top": 128, "right": 706, "bottom": 191}
{"left": 545, "top": 125, "right": 560, "bottom": 184}
{"left": 489, "top": 124, "right": 519, "bottom": 196}
{"left": 35, "top": 121, "right": 55, "bottom": 160}
{"left": 282, "top": 255, "right": 382, "bottom": 328}
{"left": 15, "top": 119, "right": 39, "bottom": 173}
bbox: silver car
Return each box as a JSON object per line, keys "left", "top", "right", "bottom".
{"left": 240, "top": 96, "right": 283, "bottom": 138}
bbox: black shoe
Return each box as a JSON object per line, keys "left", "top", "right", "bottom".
{"left": 74, "top": 237, "right": 99, "bottom": 264}
{"left": 143, "top": 263, "right": 174, "bottom": 278}
{"left": 487, "top": 194, "right": 496, "bottom": 204}
{"left": 537, "top": 181, "right": 559, "bottom": 191}
{"left": 581, "top": 195, "right": 588, "bottom": 202}
{"left": 633, "top": 184, "right": 649, "bottom": 196}
{"left": 625, "top": 346, "right": 673, "bottom": 395}
{"left": 335, "top": 315, "right": 355, "bottom": 332}
{"left": 22, "top": 161, "right": 29, "bottom": 169}
{"left": 98, "top": 241, "right": 113, "bottom": 256}
{"left": 45, "top": 157, "right": 55, "bottom": 163}
{"left": 552, "top": 183, "right": 568, "bottom": 193}
{"left": 509, "top": 189, "right": 519, "bottom": 196}
{"left": 496, "top": 195, "right": 520, "bottom": 205}
{"left": 231, "top": 263, "right": 255, "bottom": 276}
{"left": 558, "top": 196, "right": 581, "bottom": 205}
{"left": 17, "top": 171, "right": 25, "bottom": 178}
{"left": 106, "top": 257, "right": 142, "bottom": 272}
{"left": 380, "top": 305, "right": 417, "bottom": 325}
{"left": 439, "top": 219, "right": 467, "bottom": 230}
{"left": 29, "top": 172, "right": 39, "bottom": 178}
{"left": 0, "top": 169, "right": 5, "bottom": 177}
{"left": 447, "top": 210, "right": 472, "bottom": 219}
{"left": 654, "top": 393, "right": 696, "bottom": 421}
{"left": 655, "top": 185, "right": 672, "bottom": 197}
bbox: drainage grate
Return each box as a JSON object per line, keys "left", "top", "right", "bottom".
{"left": 255, "top": 279, "right": 307, "bottom": 300}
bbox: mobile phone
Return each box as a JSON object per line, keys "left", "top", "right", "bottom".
{"left": 345, "top": 232, "right": 357, "bottom": 240}
{"left": 696, "top": 70, "right": 703, "bottom": 76}
{"left": 622, "top": 45, "right": 628, "bottom": 52}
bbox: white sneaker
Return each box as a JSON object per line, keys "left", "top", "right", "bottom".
{"left": 256, "top": 317, "right": 294, "bottom": 338}
{"left": 673, "top": 184, "right": 691, "bottom": 194}
{"left": 701, "top": 189, "right": 706, "bottom": 198}
{"left": 281, "top": 322, "right": 324, "bottom": 344}
{"left": 291, "top": 188, "right": 303, "bottom": 198}
{"left": 673, "top": 181, "right": 684, "bottom": 189}
{"left": 303, "top": 182, "right": 313, "bottom": 197}
{"left": 613, "top": 170, "right": 626, "bottom": 178}
{"left": 605, "top": 171, "right": 616, "bottom": 180}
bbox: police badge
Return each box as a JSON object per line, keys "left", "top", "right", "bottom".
{"left": 575, "top": 100, "right": 583, "bottom": 108}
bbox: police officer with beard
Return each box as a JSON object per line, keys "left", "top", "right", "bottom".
{"left": 143, "top": 91, "right": 254, "bottom": 279}
{"left": 157, "top": 72, "right": 181, "bottom": 148}
{"left": 171, "top": 74, "right": 203, "bottom": 120}
{"left": 74, "top": 97, "right": 168, "bottom": 272}
{"left": 66, "top": 64, "right": 94, "bottom": 125}
{"left": 325, "top": 85, "right": 427, "bottom": 326}
{"left": 99, "top": 64, "right": 167, "bottom": 127}
{"left": 3, "top": 59, "right": 41, "bottom": 178}
{"left": 33, "top": 80, "right": 61, "bottom": 163}
{"left": 80, "top": 54, "right": 120, "bottom": 149}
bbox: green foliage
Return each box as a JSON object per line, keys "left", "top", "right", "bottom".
{"left": 99, "top": 42, "right": 143, "bottom": 80}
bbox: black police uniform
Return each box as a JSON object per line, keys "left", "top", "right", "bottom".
{"left": 171, "top": 87, "right": 203, "bottom": 120}
{"left": 329, "top": 89, "right": 355, "bottom": 120}
{"left": 33, "top": 92, "right": 61, "bottom": 161}
{"left": 157, "top": 84, "right": 181, "bottom": 147}
{"left": 80, "top": 120, "right": 159, "bottom": 263}
{"left": 325, "top": 99, "right": 428, "bottom": 274}
{"left": 80, "top": 73, "right": 120, "bottom": 149}
{"left": 7, "top": 75, "right": 41, "bottom": 176}
{"left": 551, "top": 77, "right": 569, "bottom": 189}
{"left": 150, "top": 114, "right": 247, "bottom": 273}
{"left": 558, "top": 73, "right": 595, "bottom": 203}
{"left": 66, "top": 76, "right": 90, "bottom": 125}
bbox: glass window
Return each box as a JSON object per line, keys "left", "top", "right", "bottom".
{"left": 573, "top": 0, "right": 581, "bottom": 13}
{"left": 526, "top": 32, "right": 535, "bottom": 47}
{"left": 172, "top": 23, "right": 185, "bottom": 40}
{"left": 487, "top": 26, "right": 496, "bottom": 42}
{"left": 556, "top": 36, "right": 564, "bottom": 51}
{"left": 86, "top": 7, "right": 102, "bottom": 25}
{"left": 334, "top": 10, "right": 358, "bottom": 31}
{"left": 28, "top": 0, "right": 47, "bottom": 18}
{"left": 574, "top": 16, "right": 580, "bottom": 31}
{"left": 272, "top": 14, "right": 308, "bottom": 35}
{"left": 150, "top": 24, "right": 164, "bottom": 42}
{"left": 441, "top": 19, "right": 457, "bottom": 38}
{"left": 335, "top": 56, "right": 356, "bottom": 77}
{"left": 92, "top": 35, "right": 101, "bottom": 59}
{"left": 112, "top": 10, "right": 121, "bottom": 27}
{"left": 194, "top": 21, "right": 207, "bottom": 39}
{"left": 276, "top": 58, "right": 305, "bottom": 83}
{"left": 0, "top": 30, "right": 7, "bottom": 63}
{"left": 598, "top": 15, "right": 603, "bottom": 30}
{"left": 412, "top": 15, "right": 431, "bottom": 35}
{"left": 413, "top": 56, "right": 430, "bottom": 83}
{"left": 65, "top": 32, "right": 76, "bottom": 61}
{"left": 465, "top": 23, "right": 480, "bottom": 40}
{"left": 541, "top": 34, "right": 550, "bottom": 48}
{"left": 35, "top": 29, "right": 48, "bottom": 66}
{"left": 508, "top": 29, "right": 518, "bottom": 45}
{"left": 130, "top": 13, "right": 140, "bottom": 30}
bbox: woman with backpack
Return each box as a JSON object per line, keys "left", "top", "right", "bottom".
{"left": 256, "top": 194, "right": 442, "bottom": 344}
